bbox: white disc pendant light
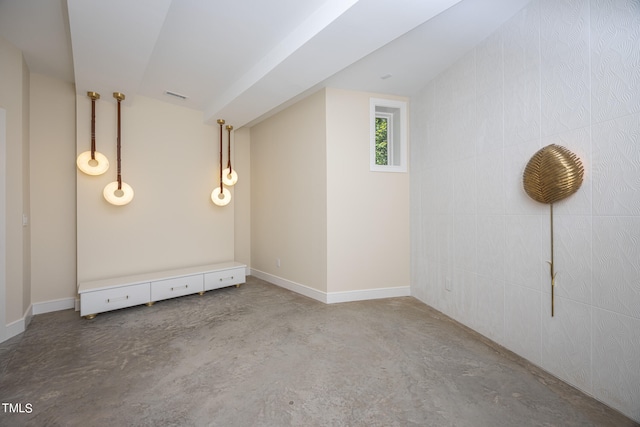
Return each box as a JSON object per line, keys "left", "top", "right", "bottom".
{"left": 222, "top": 169, "right": 238, "bottom": 186}
{"left": 211, "top": 119, "right": 231, "bottom": 206}
{"left": 211, "top": 186, "right": 231, "bottom": 206}
{"left": 222, "top": 124, "right": 238, "bottom": 186}
{"left": 103, "top": 181, "right": 135, "bottom": 206}
{"left": 77, "top": 92, "right": 109, "bottom": 175}
{"left": 77, "top": 151, "right": 109, "bottom": 175}
{"left": 104, "top": 92, "right": 134, "bottom": 206}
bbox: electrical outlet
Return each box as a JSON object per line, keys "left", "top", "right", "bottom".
{"left": 276, "top": 258, "right": 281, "bottom": 268}
{"left": 445, "top": 278, "right": 452, "bottom": 292}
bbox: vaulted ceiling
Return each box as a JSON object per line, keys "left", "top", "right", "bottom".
{"left": 0, "top": 0, "right": 531, "bottom": 128}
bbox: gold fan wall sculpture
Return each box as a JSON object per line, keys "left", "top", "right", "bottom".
{"left": 523, "top": 144, "right": 584, "bottom": 317}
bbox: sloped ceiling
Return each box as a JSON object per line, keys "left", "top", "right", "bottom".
{"left": 0, "top": 0, "right": 531, "bottom": 128}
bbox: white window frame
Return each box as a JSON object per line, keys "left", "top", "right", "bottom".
{"left": 370, "top": 98, "right": 407, "bottom": 173}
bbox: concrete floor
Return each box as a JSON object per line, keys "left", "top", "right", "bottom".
{"left": 0, "top": 276, "right": 637, "bottom": 427}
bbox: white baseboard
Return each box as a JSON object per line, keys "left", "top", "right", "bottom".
{"left": 2, "top": 297, "right": 79, "bottom": 343}
{"left": 25, "top": 305, "right": 33, "bottom": 329}
{"left": 250, "top": 269, "right": 327, "bottom": 303}
{"left": 32, "top": 297, "right": 76, "bottom": 315}
{"left": 4, "top": 304, "right": 33, "bottom": 342}
{"left": 249, "top": 269, "right": 410, "bottom": 305}
{"left": 6, "top": 317, "right": 25, "bottom": 340}
{"left": 326, "top": 286, "right": 411, "bottom": 304}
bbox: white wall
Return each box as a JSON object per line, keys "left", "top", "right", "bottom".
{"left": 251, "top": 88, "right": 411, "bottom": 301}
{"left": 250, "top": 89, "right": 328, "bottom": 293}
{"left": 0, "top": 36, "right": 31, "bottom": 331}
{"left": 30, "top": 74, "right": 77, "bottom": 306}
{"left": 410, "top": 0, "right": 640, "bottom": 421}
{"left": 20, "top": 51, "right": 31, "bottom": 322}
{"left": 326, "top": 88, "right": 410, "bottom": 295}
{"left": 233, "top": 127, "right": 251, "bottom": 268}
{"left": 0, "top": 107, "right": 6, "bottom": 342}
{"left": 76, "top": 95, "right": 238, "bottom": 282}
{"left": 2, "top": 39, "right": 77, "bottom": 339}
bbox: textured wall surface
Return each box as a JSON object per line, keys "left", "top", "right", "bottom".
{"left": 410, "top": 0, "right": 640, "bottom": 421}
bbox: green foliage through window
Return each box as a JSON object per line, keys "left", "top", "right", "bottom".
{"left": 375, "top": 117, "right": 388, "bottom": 165}
{"left": 370, "top": 98, "right": 406, "bottom": 172}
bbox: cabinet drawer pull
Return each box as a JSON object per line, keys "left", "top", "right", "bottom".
{"left": 171, "top": 284, "right": 189, "bottom": 291}
{"left": 219, "top": 276, "right": 234, "bottom": 281}
{"left": 107, "top": 295, "right": 129, "bottom": 303}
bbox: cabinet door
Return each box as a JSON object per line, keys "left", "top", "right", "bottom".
{"left": 204, "top": 268, "right": 245, "bottom": 291}
{"left": 151, "top": 274, "right": 204, "bottom": 302}
{"left": 81, "top": 282, "right": 150, "bottom": 316}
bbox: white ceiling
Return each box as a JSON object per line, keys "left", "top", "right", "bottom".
{"left": 0, "top": 0, "right": 531, "bottom": 128}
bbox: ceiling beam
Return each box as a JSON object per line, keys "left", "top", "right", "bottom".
{"left": 203, "top": 0, "right": 360, "bottom": 125}
{"left": 205, "top": 0, "right": 463, "bottom": 127}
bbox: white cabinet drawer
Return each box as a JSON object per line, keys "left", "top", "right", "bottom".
{"left": 204, "top": 267, "right": 245, "bottom": 291}
{"left": 151, "top": 274, "right": 203, "bottom": 302}
{"left": 78, "top": 262, "right": 246, "bottom": 318}
{"left": 81, "top": 282, "right": 150, "bottom": 316}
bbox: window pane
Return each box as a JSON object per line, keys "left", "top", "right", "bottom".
{"left": 370, "top": 97, "right": 406, "bottom": 173}
{"left": 375, "top": 117, "right": 388, "bottom": 165}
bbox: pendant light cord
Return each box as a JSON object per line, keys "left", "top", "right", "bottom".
{"left": 226, "top": 125, "right": 233, "bottom": 174}
{"left": 218, "top": 120, "right": 224, "bottom": 194}
{"left": 90, "top": 96, "right": 97, "bottom": 160}
{"left": 116, "top": 96, "right": 122, "bottom": 190}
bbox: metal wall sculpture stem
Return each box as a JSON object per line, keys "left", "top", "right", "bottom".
{"left": 549, "top": 203, "right": 556, "bottom": 316}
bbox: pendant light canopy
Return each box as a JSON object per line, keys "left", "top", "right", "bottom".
{"left": 211, "top": 119, "right": 231, "bottom": 206}
{"left": 77, "top": 92, "right": 109, "bottom": 176}
{"left": 222, "top": 124, "right": 238, "bottom": 186}
{"left": 104, "top": 92, "right": 134, "bottom": 206}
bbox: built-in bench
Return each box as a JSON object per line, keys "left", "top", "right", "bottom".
{"left": 78, "top": 262, "right": 246, "bottom": 319}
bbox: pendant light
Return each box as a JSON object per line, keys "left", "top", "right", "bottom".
{"left": 77, "top": 92, "right": 109, "bottom": 175}
{"left": 104, "top": 92, "right": 134, "bottom": 206}
{"left": 222, "top": 124, "right": 238, "bottom": 186}
{"left": 211, "top": 119, "right": 231, "bottom": 206}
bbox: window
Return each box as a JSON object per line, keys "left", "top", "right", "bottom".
{"left": 375, "top": 112, "right": 393, "bottom": 166}
{"left": 370, "top": 98, "right": 407, "bottom": 172}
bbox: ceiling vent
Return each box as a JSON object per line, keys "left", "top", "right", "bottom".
{"left": 164, "top": 90, "right": 188, "bottom": 100}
